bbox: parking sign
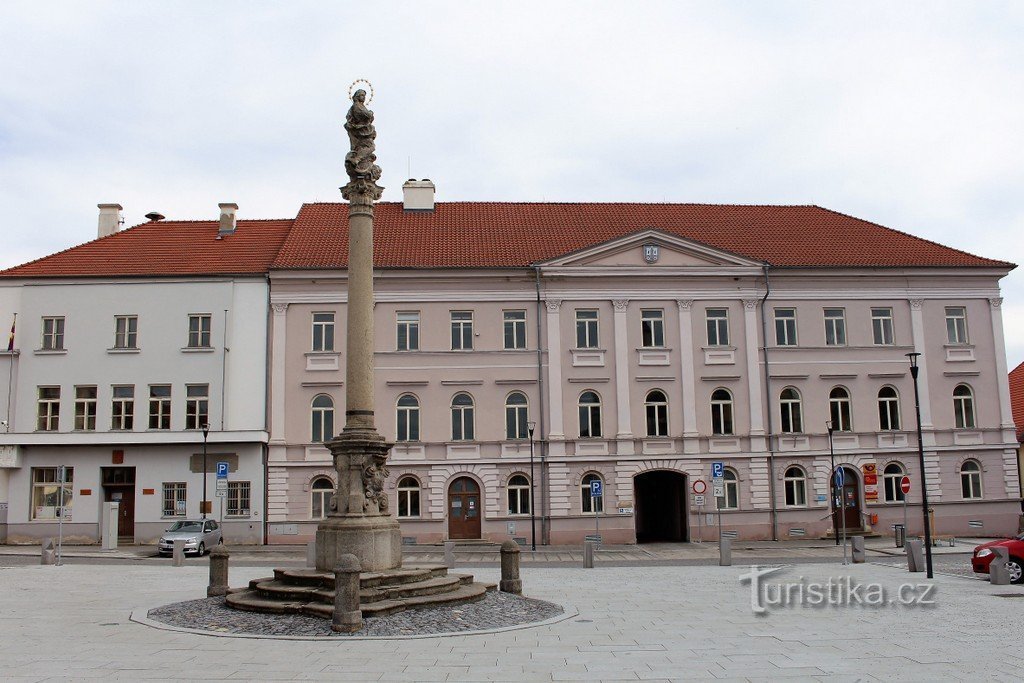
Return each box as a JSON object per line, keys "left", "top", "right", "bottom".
{"left": 217, "top": 462, "right": 229, "bottom": 478}
{"left": 711, "top": 462, "right": 725, "bottom": 479}
{"left": 590, "top": 480, "right": 603, "bottom": 497}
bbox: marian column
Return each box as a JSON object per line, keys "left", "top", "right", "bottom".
{"left": 315, "top": 87, "right": 402, "bottom": 572}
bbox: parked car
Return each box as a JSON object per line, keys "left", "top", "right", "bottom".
{"left": 971, "top": 533, "right": 1024, "bottom": 583}
{"left": 158, "top": 519, "right": 223, "bottom": 556}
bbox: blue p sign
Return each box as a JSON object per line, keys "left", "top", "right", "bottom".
{"left": 590, "top": 480, "right": 603, "bottom": 497}
{"left": 711, "top": 461, "right": 725, "bottom": 479}
{"left": 216, "top": 462, "right": 229, "bottom": 478}
{"left": 834, "top": 467, "right": 844, "bottom": 488}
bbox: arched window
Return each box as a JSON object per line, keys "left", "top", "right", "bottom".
{"left": 310, "top": 477, "right": 333, "bottom": 520}
{"left": 722, "top": 468, "right": 739, "bottom": 510}
{"left": 396, "top": 394, "right": 420, "bottom": 442}
{"left": 645, "top": 390, "right": 669, "bottom": 437}
{"left": 779, "top": 388, "right": 803, "bottom": 434}
{"left": 578, "top": 391, "right": 603, "bottom": 438}
{"left": 507, "top": 474, "right": 531, "bottom": 515}
{"left": 311, "top": 395, "right": 334, "bottom": 443}
{"left": 883, "top": 462, "right": 906, "bottom": 503}
{"left": 960, "top": 460, "right": 982, "bottom": 499}
{"left": 953, "top": 385, "right": 976, "bottom": 429}
{"left": 581, "top": 472, "right": 604, "bottom": 513}
{"left": 878, "top": 387, "right": 901, "bottom": 431}
{"left": 829, "top": 387, "right": 852, "bottom": 432}
{"left": 397, "top": 476, "right": 421, "bottom": 518}
{"left": 711, "top": 388, "right": 734, "bottom": 435}
{"left": 451, "top": 393, "right": 475, "bottom": 441}
{"left": 505, "top": 392, "right": 529, "bottom": 440}
{"left": 784, "top": 466, "right": 807, "bottom": 507}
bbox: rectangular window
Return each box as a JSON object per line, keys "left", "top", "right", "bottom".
{"left": 871, "top": 307, "right": 894, "bottom": 345}
{"left": 162, "top": 482, "right": 187, "bottom": 517}
{"left": 503, "top": 310, "right": 527, "bottom": 350}
{"left": 187, "top": 314, "right": 212, "bottom": 348}
{"left": 41, "top": 316, "right": 65, "bottom": 351}
{"left": 114, "top": 315, "right": 138, "bottom": 349}
{"left": 641, "top": 309, "right": 665, "bottom": 348}
{"left": 706, "top": 308, "right": 729, "bottom": 346}
{"left": 774, "top": 308, "right": 797, "bottom": 346}
{"left": 945, "top": 306, "right": 968, "bottom": 344}
{"left": 575, "top": 309, "right": 599, "bottom": 348}
{"left": 450, "top": 311, "right": 473, "bottom": 350}
{"left": 37, "top": 386, "right": 60, "bottom": 431}
{"left": 227, "top": 481, "right": 251, "bottom": 516}
{"left": 185, "top": 384, "right": 209, "bottom": 430}
{"left": 823, "top": 308, "right": 846, "bottom": 346}
{"left": 396, "top": 311, "right": 420, "bottom": 351}
{"left": 74, "top": 386, "right": 97, "bottom": 431}
{"left": 111, "top": 385, "right": 134, "bottom": 430}
{"left": 31, "top": 466, "right": 73, "bottom": 520}
{"left": 311, "top": 312, "right": 335, "bottom": 352}
{"left": 149, "top": 385, "right": 171, "bottom": 430}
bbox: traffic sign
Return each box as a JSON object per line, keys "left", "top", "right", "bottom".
{"left": 834, "top": 467, "right": 845, "bottom": 488}
{"left": 713, "top": 484, "right": 725, "bottom": 498}
{"left": 694, "top": 494, "right": 706, "bottom": 506}
{"left": 900, "top": 476, "right": 911, "bottom": 495}
{"left": 216, "top": 462, "right": 229, "bottom": 478}
{"left": 692, "top": 479, "right": 707, "bottom": 495}
{"left": 590, "top": 480, "right": 603, "bottom": 497}
{"left": 216, "top": 478, "right": 227, "bottom": 491}
{"left": 711, "top": 462, "right": 725, "bottom": 479}
{"left": 216, "top": 489, "right": 227, "bottom": 498}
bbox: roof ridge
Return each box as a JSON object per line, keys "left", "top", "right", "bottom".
{"left": 300, "top": 200, "right": 822, "bottom": 208}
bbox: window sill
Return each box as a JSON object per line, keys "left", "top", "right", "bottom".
{"left": 107, "top": 347, "right": 140, "bottom": 354}
{"left": 33, "top": 349, "right": 67, "bottom": 356}
{"left": 180, "top": 347, "right": 215, "bottom": 353}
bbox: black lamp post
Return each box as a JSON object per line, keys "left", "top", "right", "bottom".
{"left": 528, "top": 420, "right": 537, "bottom": 552}
{"left": 827, "top": 420, "right": 838, "bottom": 546}
{"left": 906, "top": 352, "right": 934, "bottom": 578}
{"left": 201, "top": 423, "right": 210, "bottom": 519}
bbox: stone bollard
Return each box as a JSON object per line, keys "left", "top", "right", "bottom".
{"left": 40, "top": 538, "right": 56, "bottom": 565}
{"left": 172, "top": 539, "right": 186, "bottom": 567}
{"left": 989, "top": 547, "right": 1010, "bottom": 585}
{"left": 444, "top": 541, "right": 456, "bottom": 568}
{"left": 499, "top": 540, "right": 522, "bottom": 594}
{"left": 207, "top": 544, "right": 230, "bottom": 597}
{"left": 306, "top": 540, "right": 317, "bottom": 568}
{"left": 583, "top": 540, "right": 595, "bottom": 569}
{"left": 332, "top": 554, "right": 363, "bottom": 633}
{"left": 851, "top": 536, "right": 866, "bottom": 564}
{"left": 719, "top": 539, "right": 732, "bottom": 566}
{"left": 906, "top": 539, "right": 924, "bottom": 572}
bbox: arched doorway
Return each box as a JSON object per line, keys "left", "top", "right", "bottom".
{"left": 633, "top": 470, "right": 689, "bottom": 543}
{"left": 447, "top": 477, "right": 482, "bottom": 540}
{"left": 832, "top": 466, "right": 862, "bottom": 532}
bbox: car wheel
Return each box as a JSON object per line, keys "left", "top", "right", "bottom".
{"left": 198, "top": 542, "right": 206, "bottom": 556}
{"left": 1009, "top": 558, "right": 1023, "bottom": 584}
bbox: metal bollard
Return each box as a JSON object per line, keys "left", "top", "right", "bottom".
{"left": 332, "top": 553, "right": 363, "bottom": 633}
{"left": 172, "top": 539, "right": 186, "bottom": 567}
{"left": 583, "top": 540, "right": 595, "bottom": 568}
{"left": 306, "top": 540, "right": 317, "bottom": 568}
{"left": 499, "top": 540, "right": 522, "bottom": 594}
{"left": 444, "top": 541, "right": 456, "bottom": 568}
{"left": 719, "top": 539, "right": 732, "bottom": 566}
{"left": 40, "top": 538, "right": 56, "bottom": 565}
{"left": 989, "top": 547, "right": 1011, "bottom": 585}
{"left": 906, "top": 539, "right": 924, "bottom": 572}
{"left": 851, "top": 536, "right": 866, "bottom": 564}
{"left": 207, "top": 544, "right": 230, "bottom": 597}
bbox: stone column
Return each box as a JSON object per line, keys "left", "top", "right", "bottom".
{"left": 908, "top": 300, "right": 934, "bottom": 432}
{"left": 743, "top": 299, "right": 765, "bottom": 450}
{"left": 269, "top": 302, "right": 289, "bottom": 446}
{"left": 676, "top": 300, "right": 698, "bottom": 453}
{"left": 544, "top": 300, "right": 565, "bottom": 442}
{"left": 987, "top": 298, "right": 1015, "bottom": 431}
{"left": 612, "top": 299, "right": 633, "bottom": 443}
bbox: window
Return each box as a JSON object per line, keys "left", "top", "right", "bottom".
{"left": 185, "top": 384, "right": 209, "bottom": 431}
{"left": 711, "top": 388, "right": 734, "bottom": 436}
{"left": 31, "top": 467, "right": 73, "bottom": 520}
{"left": 774, "top": 309, "right": 797, "bottom": 346}
{"left": 227, "top": 481, "right": 251, "bottom": 516}
{"left": 396, "top": 312, "right": 420, "bottom": 351}
{"left": 706, "top": 308, "right": 729, "bottom": 346}
{"left": 871, "top": 308, "right": 894, "bottom": 345}
{"left": 148, "top": 385, "right": 171, "bottom": 429}
{"left": 162, "top": 482, "right": 187, "bottom": 516}
{"left": 41, "top": 316, "right": 65, "bottom": 350}
{"left": 829, "top": 387, "right": 852, "bottom": 432}
{"left": 503, "top": 310, "right": 527, "bottom": 350}
{"left": 74, "top": 386, "right": 97, "bottom": 431}
{"left": 450, "top": 393, "right": 475, "bottom": 441}
{"left": 396, "top": 394, "right": 420, "bottom": 442}
{"left": 945, "top": 306, "right": 968, "bottom": 344}
{"left": 37, "top": 387, "right": 60, "bottom": 431}
{"left": 578, "top": 391, "right": 602, "bottom": 438}
{"left": 310, "top": 477, "right": 333, "bottom": 520}
{"left": 779, "top": 388, "right": 803, "bottom": 434}
{"left": 883, "top": 463, "right": 905, "bottom": 503}
{"left": 581, "top": 473, "right": 604, "bottom": 513}
{"left": 877, "top": 387, "right": 901, "bottom": 431}
{"left": 953, "top": 384, "right": 975, "bottom": 429}
{"left": 960, "top": 460, "right": 982, "bottom": 499}
{"left": 641, "top": 309, "right": 665, "bottom": 348}
{"left": 823, "top": 308, "right": 846, "bottom": 346}
{"left": 312, "top": 312, "right": 335, "bottom": 352}
{"left": 507, "top": 474, "right": 531, "bottom": 515}
{"left": 575, "top": 309, "right": 599, "bottom": 348}
{"left": 187, "top": 314, "right": 212, "bottom": 348}
{"left": 722, "top": 468, "right": 739, "bottom": 510}
{"left": 114, "top": 315, "right": 138, "bottom": 349}
{"left": 644, "top": 390, "right": 669, "bottom": 437}
{"left": 784, "top": 466, "right": 807, "bottom": 507}
{"left": 311, "top": 395, "right": 334, "bottom": 443}
{"left": 397, "top": 476, "right": 421, "bottom": 517}
{"left": 450, "top": 311, "right": 473, "bottom": 350}
{"left": 111, "top": 385, "right": 134, "bottom": 430}
{"left": 505, "top": 392, "right": 529, "bottom": 440}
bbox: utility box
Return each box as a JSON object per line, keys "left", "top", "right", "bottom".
{"left": 101, "top": 502, "right": 119, "bottom": 550}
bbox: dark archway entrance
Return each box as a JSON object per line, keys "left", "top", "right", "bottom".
{"left": 633, "top": 470, "right": 689, "bottom": 543}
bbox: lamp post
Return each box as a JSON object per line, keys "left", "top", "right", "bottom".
{"left": 528, "top": 420, "right": 537, "bottom": 552}
{"left": 826, "top": 420, "right": 838, "bottom": 546}
{"left": 906, "top": 352, "right": 934, "bottom": 578}
{"left": 201, "top": 423, "right": 210, "bottom": 519}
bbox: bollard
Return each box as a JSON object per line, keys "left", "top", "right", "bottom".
{"left": 851, "top": 536, "right": 866, "bottom": 564}
{"left": 719, "top": 539, "right": 732, "bottom": 566}
{"left": 444, "top": 541, "right": 456, "bottom": 569}
{"left": 989, "top": 547, "right": 1010, "bottom": 585}
{"left": 306, "top": 540, "right": 317, "bottom": 568}
{"left": 583, "top": 540, "right": 595, "bottom": 568}
{"left": 906, "top": 539, "right": 924, "bottom": 572}
{"left": 332, "top": 553, "right": 363, "bottom": 633}
{"left": 499, "top": 540, "right": 522, "bottom": 594}
{"left": 207, "top": 544, "right": 230, "bottom": 597}
{"left": 40, "top": 538, "right": 56, "bottom": 566}
{"left": 172, "top": 539, "right": 186, "bottom": 567}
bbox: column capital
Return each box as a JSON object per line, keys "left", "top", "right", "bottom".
{"left": 989, "top": 297, "right": 1003, "bottom": 309}
{"left": 742, "top": 299, "right": 759, "bottom": 310}
{"left": 612, "top": 299, "right": 629, "bottom": 312}
{"left": 909, "top": 299, "right": 924, "bottom": 310}
{"left": 271, "top": 302, "right": 289, "bottom": 315}
{"left": 545, "top": 299, "right": 562, "bottom": 313}
{"left": 676, "top": 299, "right": 694, "bottom": 311}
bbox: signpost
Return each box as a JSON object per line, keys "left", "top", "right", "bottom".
{"left": 901, "top": 476, "right": 911, "bottom": 549}
{"left": 712, "top": 462, "right": 725, "bottom": 547}
{"left": 835, "top": 466, "right": 847, "bottom": 565}
{"left": 56, "top": 465, "right": 66, "bottom": 566}
{"left": 590, "top": 479, "right": 603, "bottom": 542}
{"left": 692, "top": 479, "right": 707, "bottom": 543}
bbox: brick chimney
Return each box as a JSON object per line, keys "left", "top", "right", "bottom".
{"left": 402, "top": 179, "right": 435, "bottom": 211}
{"left": 218, "top": 203, "right": 238, "bottom": 237}
{"left": 97, "top": 203, "right": 123, "bottom": 239}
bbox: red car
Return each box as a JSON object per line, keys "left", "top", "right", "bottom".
{"left": 972, "top": 533, "right": 1024, "bottom": 584}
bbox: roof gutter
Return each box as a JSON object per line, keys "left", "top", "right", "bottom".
{"left": 759, "top": 263, "right": 779, "bottom": 541}
{"left": 533, "top": 265, "right": 549, "bottom": 545}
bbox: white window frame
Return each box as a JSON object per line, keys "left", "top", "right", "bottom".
{"left": 945, "top": 306, "right": 968, "bottom": 345}
{"left": 396, "top": 311, "right": 420, "bottom": 351}
{"left": 774, "top": 308, "right": 797, "bottom": 346}
{"left": 503, "top": 310, "right": 527, "bottom": 350}
{"left": 710, "top": 388, "right": 734, "bottom": 436}
{"left": 871, "top": 307, "right": 894, "bottom": 345}
{"left": 784, "top": 466, "right": 807, "bottom": 507}
{"left": 883, "top": 463, "right": 906, "bottom": 503}
{"left": 397, "top": 476, "right": 421, "bottom": 518}
{"left": 450, "top": 311, "right": 474, "bottom": 350}
{"left": 111, "top": 385, "right": 134, "bottom": 430}
{"left": 644, "top": 389, "right": 669, "bottom": 437}
{"left": 311, "top": 394, "right": 334, "bottom": 443}
{"left": 779, "top": 387, "right": 803, "bottom": 434}
{"left": 575, "top": 309, "right": 599, "bottom": 349}
{"left": 953, "top": 384, "right": 976, "bottom": 429}
{"left": 37, "top": 386, "right": 60, "bottom": 431}
{"left": 505, "top": 392, "right": 529, "bottom": 440}
{"left": 706, "top": 308, "right": 729, "bottom": 347}
{"left": 823, "top": 308, "right": 846, "bottom": 346}
{"left": 507, "top": 474, "right": 531, "bottom": 516}
{"left": 114, "top": 315, "right": 138, "bottom": 349}
{"left": 396, "top": 394, "right": 420, "bottom": 442}
{"left": 31, "top": 467, "right": 73, "bottom": 520}
{"left": 641, "top": 309, "right": 665, "bottom": 348}
{"left": 450, "top": 393, "right": 475, "bottom": 441}
{"left": 74, "top": 385, "right": 97, "bottom": 431}
{"left": 148, "top": 385, "right": 171, "bottom": 430}
{"left": 185, "top": 384, "right": 209, "bottom": 431}
{"left": 310, "top": 477, "right": 333, "bottom": 520}
{"left": 311, "top": 312, "right": 335, "bottom": 352}
{"left": 41, "top": 316, "right": 65, "bottom": 351}
{"left": 581, "top": 473, "right": 604, "bottom": 513}
{"left": 187, "top": 313, "right": 212, "bottom": 348}
{"left": 960, "top": 460, "right": 982, "bottom": 499}
{"left": 162, "top": 482, "right": 187, "bottom": 517}
{"left": 829, "top": 387, "right": 852, "bottom": 432}
{"left": 877, "top": 386, "right": 901, "bottom": 431}
{"left": 722, "top": 468, "right": 739, "bottom": 510}
{"left": 578, "top": 391, "right": 603, "bottom": 439}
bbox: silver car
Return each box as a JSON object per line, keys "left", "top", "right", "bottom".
{"left": 157, "top": 519, "right": 223, "bottom": 556}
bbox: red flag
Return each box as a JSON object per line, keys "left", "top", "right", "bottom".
{"left": 6, "top": 314, "right": 14, "bottom": 352}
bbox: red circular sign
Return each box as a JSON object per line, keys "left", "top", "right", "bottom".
{"left": 692, "top": 479, "right": 707, "bottom": 494}
{"left": 900, "top": 476, "right": 911, "bottom": 495}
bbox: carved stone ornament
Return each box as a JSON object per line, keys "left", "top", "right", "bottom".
{"left": 341, "top": 89, "right": 384, "bottom": 204}
{"left": 271, "top": 303, "right": 289, "bottom": 315}
{"left": 676, "top": 299, "right": 694, "bottom": 311}
{"left": 909, "top": 299, "right": 924, "bottom": 310}
{"left": 743, "top": 299, "right": 758, "bottom": 310}
{"left": 613, "top": 299, "right": 629, "bottom": 312}
{"left": 989, "top": 297, "right": 1003, "bottom": 309}
{"left": 545, "top": 299, "right": 562, "bottom": 313}
{"left": 362, "top": 453, "right": 390, "bottom": 513}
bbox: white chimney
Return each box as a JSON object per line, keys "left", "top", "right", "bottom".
{"left": 402, "top": 179, "right": 435, "bottom": 211}
{"left": 97, "top": 203, "right": 123, "bottom": 239}
{"left": 218, "top": 203, "right": 238, "bottom": 236}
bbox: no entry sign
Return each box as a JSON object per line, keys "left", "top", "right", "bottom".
{"left": 692, "top": 479, "right": 707, "bottom": 495}
{"left": 900, "top": 476, "right": 911, "bottom": 495}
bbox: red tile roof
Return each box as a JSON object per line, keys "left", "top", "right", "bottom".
{"left": 1010, "top": 361, "right": 1024, "bottom": 443}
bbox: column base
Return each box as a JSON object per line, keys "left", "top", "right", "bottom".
{"left": 316, "top": 514, "right": 402, "bottom": 573}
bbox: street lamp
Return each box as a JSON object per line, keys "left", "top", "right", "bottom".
{"left": 826, "top": 420, "right": 838, "bottom": 546}
{"left": 201, "top": 423, "right": 210, "bottom": 519}
{"left": 906, "top": 352, "right": 934, "bottom": 579}
{"left": 528, "top": 420, "right": 537, "bottom": 552}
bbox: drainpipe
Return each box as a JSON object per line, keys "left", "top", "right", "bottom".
{"left": 533, "top": 266, "right": 549, "bottom": 545}
{"left": 758, "top": 264, "right": 779, "bottom": 541}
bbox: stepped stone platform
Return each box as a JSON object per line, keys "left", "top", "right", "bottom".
{"left": 225, "top": 563, "right": 496, "bottom": 619}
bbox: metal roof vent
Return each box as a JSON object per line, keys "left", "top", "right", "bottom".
{"left": 144, "top": 211, "right": 165, "bottom": 222}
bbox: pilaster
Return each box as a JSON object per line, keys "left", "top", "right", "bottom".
{"left": 676, "top": 300, "right": 699, "bottom": 453}
{"left": 987, "top": 298, "right": 1016, "bottom": 431}
{"left": 545, "top": 300, "right": 565, "bottom": 440}
{"left": 270, "top": 302, "right": 289, "bottom": 445}
{"left": 612, "top": 299, "right": 633, "bottom": 448}
{"left": 908, "top": 299, "right": 934, "bottom": 435}
{"left": 743, "top": 299, "right": 766, "bottom": 451}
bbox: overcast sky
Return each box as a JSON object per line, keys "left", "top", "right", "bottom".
{"left": 1, "top": 1, "right": 1021, "bottom": 368}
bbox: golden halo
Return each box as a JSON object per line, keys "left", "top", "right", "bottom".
{"left": 348, "top": 79, "right": 374, "bottom": 104}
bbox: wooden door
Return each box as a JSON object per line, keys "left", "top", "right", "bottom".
{"left": 447, "top": 477, "right": 482, "bottom": 540}
{"left": 117, "top": 489, "right": 135, "bottom": 538}
{"left": 832, "top": 467, "right": 861, "bottom": 531}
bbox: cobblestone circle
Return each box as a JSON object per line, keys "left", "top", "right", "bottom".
{"left": 148, "top": 591, "right": 564, "bottom": 638}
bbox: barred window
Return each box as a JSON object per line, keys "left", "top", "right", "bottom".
{"left": 162, "top": 482, "right": 187, "bottom": 516}
{"left": 227, "top": 481, "right": 251, "bottom": 516}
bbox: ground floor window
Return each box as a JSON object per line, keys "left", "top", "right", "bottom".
{"left": 162, "top": 482, "right": 187, "bottom": 516}
{"left": 31, "top": 467, "right": 73, "bottom": 520}
{"left": 311, "top": 477, "right": 333, "bottom": 520}
{"left": 581, "top": 473, "right": 604, "bottom": 513}
{"left": 721, "top": 468, "right": 739, "bottom": 510}
{"left": 397, "top": 476, "right": 421, "bottom": 518}
{"left": 227, "top": 481, "right": 251, "bottom": 516}
{"left": 507, "top": 474, "right": 531, "bottom": 515}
